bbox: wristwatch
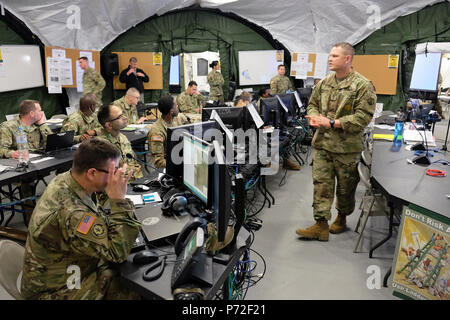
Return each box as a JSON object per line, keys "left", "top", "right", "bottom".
{"left": 329, "top": 119, "right": 335, "bottom": 128}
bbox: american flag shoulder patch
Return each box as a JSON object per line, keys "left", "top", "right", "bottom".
{"left": 152, "top": 136, "right": 162, "bottom": 142}
{"left": 76, "top": 213, "right": 96, "bottom": 235}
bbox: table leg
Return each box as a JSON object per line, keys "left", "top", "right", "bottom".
{"left": 369, "top": 203, "right": 394, "bottom": 258}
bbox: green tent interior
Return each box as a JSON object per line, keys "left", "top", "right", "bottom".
{"left": 0, "top": 3, "right": 449, "bottom": 121}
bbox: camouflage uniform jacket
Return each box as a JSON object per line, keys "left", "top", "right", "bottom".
{"left": 96, "top": 128, "right": 143, "bottom": 180}
{"left": 21, "top": 171, "right": 141, "bottom": 299}
{"left": 61, "top": 109, "right": 102, "bottom": 143}
{"left": 0, "top": 117, "right": 53, "bottom": 158}
{"left": 112, "top": 96, "right": 139, "bottom": 124}
{"left": 176, "top": 91, "right": 205, "bottom": 114}
{"left": 83, "top": 68, "right": 106, "bottom": 101}
{"left": 307, "top": 70, "right": 376, "bottom": 154}
{"left": 148, "top": 114, "right": 189, "bottom": 168}
{"left": 207, "top": 70, "right": 224, "bottom": 99}
{"left": 270, "top": 75, "right": 294, "bottom": 95}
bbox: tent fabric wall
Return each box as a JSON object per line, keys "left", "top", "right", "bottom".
{"left": 0, "top": 19, "right": 64, "bottom": 122}
{"left": 354, "top": 1, "right": 450, "bottom": 111}
{"left": 102, "top": 9, "right": 276, "bottom": 103}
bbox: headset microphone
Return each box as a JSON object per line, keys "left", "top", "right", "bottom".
{"left": 125, "top": 153, "right": 179, "bottom": 184}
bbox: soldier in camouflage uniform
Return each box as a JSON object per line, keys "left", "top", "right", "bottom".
{"left": 149, "top": 96, "right": 189, "bottom": 168}
{"left": 0, "top": 100, "right": 53, "bottom": 223}
{"left": 207, "top": 61, "right": 225, "bottom": 103}
{"left": 296, "top": 43, "right": 376, "bottom": 241}
{"left": 61, "top": 94, "right": 103, "bottom": 143}
{"left": 79, "top": 57, "right": 106, "bottom": 106}
{"left": 176, "top": 80, "right": 205, "bottom": 114}
{"left": 112, "top": 87, "right": 146, "bottom": 124}
{"left": 21, "top": 139, "right": 141, "bottom": 299}
{"left": 270, "top": 65, "right": 294, "bottom": 95}
{"left": 0, "top": 100, "right": 52, "bottom": 158}
{"left": 96, "top": 104, "right": 143, "bottom": 180}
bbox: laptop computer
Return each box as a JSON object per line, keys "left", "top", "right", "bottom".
{"left": 134, "top": 204, "right": 190, "bottom": 244}
{"left": 45, "top": 130, "right": 74, "bottom": 152}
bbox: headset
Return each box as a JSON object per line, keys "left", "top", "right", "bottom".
{"left": 161, "top": 190, "right": 188, "bottom": 217}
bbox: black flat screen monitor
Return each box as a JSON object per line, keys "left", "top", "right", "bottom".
{"left": 182, "top": 132, "right": 212, "bottom": 205}
{"left": 202, "top": 106, "right": 250, "bottom": 130}
{"left": 212, "top": 140, "right": 232, "bottom": 242}
{"left": 276, "top": 93, "right": 296, "bottom": 116}
{"left": 260, "top": 97, "right": 281, "bottom": 128}
{"left": 297, "top": 87, "right": 313, "bottom": 106}
{"left": 166, "top": 120, "right": 217, "bottom": 182}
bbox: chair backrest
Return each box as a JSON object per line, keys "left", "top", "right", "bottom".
{"left": 0, "top": 240, "right": 24, "bottom": 300}
{"left": 51, "top": 114, "right": 68, "bottom": 120}
{"left": 5, "top": 114, "right": 19, "bottom": 121}
{"left": 357, "top": 161, "right": 371, "bottom": 189}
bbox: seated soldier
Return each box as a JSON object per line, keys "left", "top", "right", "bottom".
{"left": 0, "top": 99, "right": 53, "bottom": 223}
{"left": 148, "top": 95, "right": 189, "bottom": 168}
{"left": 21, "top": 138, "right": 141, "bottom": 300}
{"left": 112, "top": 87, "right": 146, "bottom": 124}
{"left": 61, "top": 93, "right": 102, "bottom": 143}
{"left": 176, "top": 80, "right": 205, "bottom": 114}
{"left": 96, "top": 104, "right": 143, "bottom": 180}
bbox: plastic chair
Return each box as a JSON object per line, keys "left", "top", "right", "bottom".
{"left": 50, "top": 114, "right": 68, "bottom": 120}
{"left": 0, "top": 240, "right": 24, "bottom": 299}
{"left": 353, "top": 161, "right": 389, "bottom": 253}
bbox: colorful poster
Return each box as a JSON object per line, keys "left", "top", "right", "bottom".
{"left": 391, "top": 205, "right": 449, "bottom": 300}
{"left": 153, "top": 52, "right": 162, "bottom": 65}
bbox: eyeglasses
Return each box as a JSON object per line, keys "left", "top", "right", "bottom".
{"left": 94, "top": 167, "right": 118, "bottom": 174}
{"left": 108, "top": 113, "right": 125, "bottom": 122}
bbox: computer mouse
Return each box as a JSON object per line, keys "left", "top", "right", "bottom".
{"left": 133, "top": 184, "right": 150, "bottom": 192}
{"left": 132, "top": 250, "right": 159, "bottom": 265}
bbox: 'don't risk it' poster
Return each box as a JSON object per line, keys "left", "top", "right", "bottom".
{"left": 391, "top": 205, "right": 449, "bottom": 300}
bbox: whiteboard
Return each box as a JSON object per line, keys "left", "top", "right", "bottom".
{"left": 0, "top": 45, "right": 45, "bottom": 92}
{"left": 239, "top": 50, "right": 284, "bottom": 86}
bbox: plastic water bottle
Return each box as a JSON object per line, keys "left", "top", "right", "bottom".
{"left": 16, "top": 126, "right": 29, "bottom": 164}
{"left": 393, "top": 120, "right": 404, "bottom": 145}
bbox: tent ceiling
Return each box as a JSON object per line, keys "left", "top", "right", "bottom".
{"left": 2, "top": 0, "right": 444, "bottom": 52}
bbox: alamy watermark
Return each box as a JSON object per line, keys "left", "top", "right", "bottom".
{"left": 66, "top": 265, "right": 81, "bottom": 290}
{"left": 169, "top": 127, "right": 280, "bottom": 175}
{"left": 66, "top": 5, "right": 81, "bottom": 30}
{"left": 366, "top": 5, "right": 381, "bottom": 31}
{"left": 366, "top": 265, "right": 382, "bottom": 290}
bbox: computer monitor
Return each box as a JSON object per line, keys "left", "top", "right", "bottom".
{"left": 202, "top": 106, "right": 249, "bottom": 130}
{"left": 276, "top": 93, "right": 296, "bottom": 116}
{"left": 166, "top": 120, "right": 218, "bottom": 181}
{"left": 182, "top": 132, "right": 212, "bottom": 205}
{"left": 410, "top": 52, "right": 442, "bottom": 92}
{"left": 297, "top": 87, "right": 313, "bottom": 106}
{"left": 212, "top": 140, "right": 232, "bottom": 242}
{"left": 260, "top": 96, "right": 281, "bottom": 128}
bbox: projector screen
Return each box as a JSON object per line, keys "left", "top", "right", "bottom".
{"left": 0, "top": 45, "right": 44, "bottom": 92}
{"left": 409, "top": 52, "right": 442, "bottom": 91}
{"left": 239, "top": 50, "right": 284, "bottom": 86}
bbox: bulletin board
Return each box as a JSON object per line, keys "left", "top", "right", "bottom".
{"left": 353, "top": 55, "right": 399, "bottom": 95}
{"left": 112, "top": 52, "right": 163, "bottom": 90}
{"left": 44, "top": 46, "right": 100, "bottom": 88}
{"left": 290, "top": 52, "right": 328, "bottom": 80}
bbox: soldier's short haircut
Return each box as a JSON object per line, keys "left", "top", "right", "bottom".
{"left": 79, "top": 56, "right": 88, "bottom": 61}
{"left": 233, "top": 95, "right": 245, "bottom": 106}
{"left": 332, "top": 42, "right": 355, "bottom": 59}
{"left": 19, "top": 100, "right": 38, "bottom": 116}
{"left": 97, "top": 104, "right": 113, "bottom": 127}
{"left": 72, "top": 138, "right": 121, "bottom": 174}
{"left": 240, "top": 91, "right": 252, "bottom": 102}
{"left": 157, "top": 95, "right": 175, "bottom": 115}
{"left": 188, "top": 81, "right": 198, "bottom": 87}
{"left": 79, "top": 94, "right": 97, "bottom": 112}
{"left": 129, "top": 57, "right": 137, "bottom": 63}
{"left": 126, "top": 87, "right": 140, "bottom": 96}
{"left": 278, "top": 64, "right": 286, "bottom": 70}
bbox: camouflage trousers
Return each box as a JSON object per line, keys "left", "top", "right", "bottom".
{"left": 34, "top": 267, "right": 140, "bottom": 300}
{"left": 312, "top": 149, "right": 360, "bottom": 221}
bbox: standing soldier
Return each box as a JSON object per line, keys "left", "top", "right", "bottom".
{"left": 296, "top": 42, "right": 376, "bottom": 241}
{"left": 176, "top": 81, "right": 205, "bottom": 114}
{"left": 79, "top": 56, "right": 106, "bottom": 107}
{"left": 270, "top": 64, "right": 294, "bottom": 95}
{"left": 207, "top": 61, "right": 225, "bottom": 103}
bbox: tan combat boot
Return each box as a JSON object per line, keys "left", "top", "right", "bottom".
{"left": 329, "top": 214, "right": 347, "bottom": 234}
{"left": 296, "top": 220, "right": 329, "bottom": 241}
{"left": 283, "top": 158, "right": 301, "bottom": 170}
